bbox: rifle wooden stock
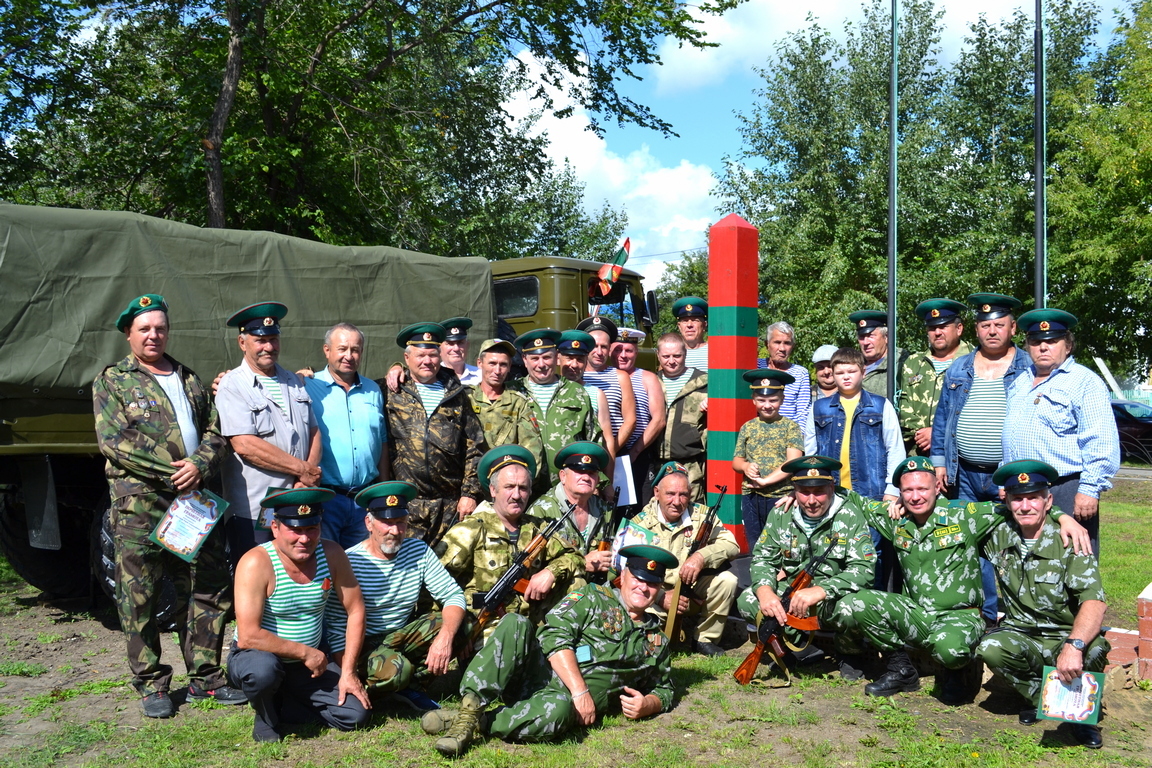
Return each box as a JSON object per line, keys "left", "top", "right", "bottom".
{"left": 664, "top": 485, "right": 727, "bottom": 644}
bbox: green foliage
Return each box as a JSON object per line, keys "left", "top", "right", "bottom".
{"left": 0, "top": 720, "right": 115, "bottom": 768}
{"left": 0, "top": 661, "right": 47, "bottom": 677}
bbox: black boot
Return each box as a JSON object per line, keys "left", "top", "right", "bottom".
{"left": 864, "top": 651, "right": 920, "bottom": 697}
{"left": 938, "top": 660, "right": 981, "bottom": 705}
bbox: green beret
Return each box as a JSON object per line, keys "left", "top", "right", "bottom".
{"left": 672, "top": 297, "right": 708, "bottom": 318}
{"left": 652, "top": 461, "right": 689, "bottom": 487}
{"left": 783, "top": 455, "right": 841, "bottom": 486}
{"left": 576, "top": 315, "right": 618, "bottom": 343}
{"left": 967, "top": 293, "right": 1021, "bottom": 321}
{"left": 355, "top": 481, "right": 417, "bottom": 519}
{"left": 619, "top": 544, "right": 679, "bottom": 584}
{"left": 515, "top": 328, "right": 562, "bottom": 354}
{"left": 554, "top": 441, "right": 610, "bottom": 471}
{"left": 396, "top": 322, "right": 446, "bottom": 349}
{"left": 743, "top": 368, "right": 795, "bottom": 395}
{"left": 848, "top": 310, "right": 887, "bottom": 332}
{"left": 479, "top": 445, "right": 537, "bottom": 487}
{"left": 558, "top": 330, "right": 595, "bottom": 356}
{"left": 892, "top": 456, "right": 936, "bottom": 485}
{"left": 993, "top": 460, "right": 1059, "bottom": 494}
{"left": 227, "top": 301, "right": 288, "bottom": 336}
{"left": 116, "top": 294, "right": 169, "bottom": 333}
{"left": 259, "top": 487, "right": 333, "bottom": 527}
{"left": 915, "top": 299, "right": 966, "bottom": 327}
{"left": 439, "top": 317, "right": 473, "bottom": 341}
{"left": 1016, "top": 308, "right": 1077, "bottom": 339}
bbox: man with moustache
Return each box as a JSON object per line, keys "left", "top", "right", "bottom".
{"left": 899, "top": 300, "right": 972, "bottom": 456}
{"left": 849, "top": 310, "right": 908, "bottom": 400}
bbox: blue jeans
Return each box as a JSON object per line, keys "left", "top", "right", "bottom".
{"left": 321, "top": 493, "right": 368, "bottom": 549}
{"left": 741, "top": 494, "right": 778, "bottom": 555}
{"left": 956, "top": 461, "right": 999, "bottom": 622}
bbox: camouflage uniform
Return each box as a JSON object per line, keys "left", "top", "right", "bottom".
{"left": 508, "top": 377, "right": 603, "bottom": 484}
{"left": 92, "top": 353, "right": 231, "bottom": 696}
{"left": 836, "top": 497, "right": 1001, "bottom": 668}
{"left": 735, "top": 491, "right": 875, "bottom": 652}
{"left": 356, "top": 611, "right": 476, "bottom": 693}
{"left": 528, "top": 485, "right": 621, "bottom": 592}
{"left": 458, "top": 585, "right": 673, "bottom": 742}
{"left": 658, "top": 370, "right": 708, "bottom": 504}
{"left": 977, "top": 518, "right": 1109, "bottom": 702}
{"left": 898, "top": 342, "right": 972, "bottom": 455}
{"left": 468, "top": 385, "right": 549, "bottom": 499}
{"left": 615, "top": 499, "right": 739, "bottom": 644}
{"left": 438, "top": 503, "right": 584, "bottom": 636}
{"left": 383, "top": 368, "right": 487, "bottom": 545}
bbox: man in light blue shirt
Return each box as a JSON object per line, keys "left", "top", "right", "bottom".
{"left": 304, "top": 323, "right": 390, "bottom": 547}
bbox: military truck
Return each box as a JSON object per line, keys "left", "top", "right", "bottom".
{"left": 0, "top": 204, "right": 656, "bottom": 597}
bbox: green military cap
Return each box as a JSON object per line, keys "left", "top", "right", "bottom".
{"left": 227, "top": 301, "right": 288, "bottom": 336}
{"left": 1016, "top": 308, "right": 1077, "bottom": 340}
{"left": 783, "top": 455, "right": 842, "bottom": 487}
{"left": 576, "top": 314, "right": 618, "bottom": 343}
{"left": 396, "top": 322, "right": 446, "bottom": 349}
{"left": 617, "top": 327, "right": 646, "bottom": 344}
{"left": 477, "top": 338, "right": 516, "bottom": 358}
{"left": 355, "top": 481, "right": 417, "bottom": 519}
{"left": 848, "top": 310, "right": 887, "bottom": 333}
{"left": 672, "top": 296, "right": 708, "bottom": 318}
{"left": 967, "top": 293, "right": 1022, "bottom": 321}
{"left": 259, "top": 487, "right": 333, "bottom": 527}
{"left": 478, "top": 445, "right": 537, "bottom": 487}
{"left": 439, "top": 317, "right": 472, "bottom": 341}
{"left": 742, "top": 368, "right": 795, "bottom": 396}
{"left": 554, "top": 440, "right": 610, "bottom": 472}
{"left": 652, "top": 461, "right": 689, "bottom": 487}
{"left": 892, "top": 456, "right": 936, "bottom": 484}
{"left": 116, "top": 293, "right": 169, "bottom": 332}
{"left": 993, "top": 459, "right": 1059, "bottom": 495}
{"left": 618, "top": 544, "right": 679, "bottom": 584}
{"left": 515, "top": 328, "right": 562, "bottom": 354}
{"left": 915, "top": 298, "right": 966, "bottom": 327}
{"left": 558, "top": 330, "right": 595, "bottom": 356}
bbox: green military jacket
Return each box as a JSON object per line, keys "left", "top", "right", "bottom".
{"left": 749, "top": 490, "right": 875, "bottom": 602}
{"left": 468, "top": 385, "right": 548, "bottom": 497}
{"left": 898, "top": 341, "right": 973, "bottom": 454}
{"left": 384, "top": 367, "right": 487, "bottom": 501}
{"left": 658, "top": 369, "right": 707, "bottom": 460}
{"left": 617, "top": 499, "right": 739, "bottom": 590}
{"left": 983, "top": 518, "right": 1106, "bottom": 640}
{"left": 862, "top": 347, "right": 909, "bottom": 401}
{"left": 439, "top": 504, "right": 584, "bottom": 617}
{"left": 508, "top": 377, "right": 603, "bottom": 482}
{"left": 539, "top": 583, "right": 675, "bottom": 712}
{"left": 93, "top": 353, "right": 226, "bottom": 509}
{"left": 528, "top": 484, "right": 615, "bottom": 555}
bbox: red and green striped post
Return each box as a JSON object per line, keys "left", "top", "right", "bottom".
{"left": 707, "top": 214, "right": 760, "bottom": 552}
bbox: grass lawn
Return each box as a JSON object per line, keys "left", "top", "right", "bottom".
{"left": 1098, "top": 480, "right": 1152, "bottom": 630}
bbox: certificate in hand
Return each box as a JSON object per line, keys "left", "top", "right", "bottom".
{"left": 1037, "top": 665, "right": 1104, "bottom": 725}
{"left": 149, "top": 490, "right": 230, "bottom": 563}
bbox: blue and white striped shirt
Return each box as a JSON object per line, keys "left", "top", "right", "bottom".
{"left": 584, "top": 367, "right": 625, "bottom": 440}
{"left": 1001, "top": 356, "right": 1120, "bottom": 498}
{"left": 624, "top": 369, "right": 651, "bottom": 450}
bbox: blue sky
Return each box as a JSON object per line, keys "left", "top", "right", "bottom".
{"left": 506, "top": 0, "right": 1116, "bottom": 289}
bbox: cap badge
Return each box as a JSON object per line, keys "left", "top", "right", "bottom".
{"left": 1039, "top": 321, "right": 1050, "bottom": 331}
{"left": 139, "top": 296, "right": 152, "bottom": 308}
{"left": 982, "top": 304, "right": 991, "bottom": 312}
{"left": 581, "top": 455, "right": 592, "bottom": 465}
{"left": 906, "top": 459, "right": 917, "bottom": 471}
{"left": 572, "top": 340, "right": 581, "bottom": 349}
{"left": 1018, "top": 472, "right": 1030, "bottom": 483}
{"left": 685, "top": 304, "right": 694, "bottom": 312}
{"left": 807, "top": 468, "right": 820, "bottom": 477}
{"left": 646, "top": 560, "right": 657, "bottom": 571}
{"left": 858, "top": 319, "right": 867, "bottom": 327}
{"left": 422, "top": 332, "right": 433, "bottom": 341}
{"left": 298, "top": 504, "right": 312, "bottom": 515}
{"left": 592, "top": 317, "right": 602, "bottom": 325}
{"left": 533, "top": 338, "right": 543, "bottom": 347}
{"left": 930, "top": 308, "right": 940, "bottom": 317}
{"left": 450, "top": 327, "right": 461, "bottom": 335}
{"left": 386, "top": 495, "right": 398, "bottom": 506}
{"left": 263, "top": 317, "right": 275, "bottom": 326}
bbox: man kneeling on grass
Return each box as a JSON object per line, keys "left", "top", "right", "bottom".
{"left": 421, "top": 545, "right": 678, "bottom": 757}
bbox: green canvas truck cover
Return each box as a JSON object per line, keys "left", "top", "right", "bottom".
{"left": 0, "top": 203, "right": 495, "bottom": 402}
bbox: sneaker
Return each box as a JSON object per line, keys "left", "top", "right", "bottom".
{"left": 187, "top": 683, "right": 248, "bottom": 705}
{"left": 141, "top": 691, "right": 174, "bottom": 719}
{"left": 388, "top": 688, "right": 441, "bottom": 713}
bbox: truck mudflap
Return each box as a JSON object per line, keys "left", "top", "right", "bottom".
{"left": 16, "top": 456, "right": 61, "bottom": 551}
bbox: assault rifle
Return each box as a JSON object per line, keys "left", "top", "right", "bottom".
{"left": 468, "top": 501, "right": 577, "bottom": 644}
{"left": 663, "top": 485, "right": 727, "bottom": 642}
{"left": 732, "top": 533, "right": 841, "bottom": 685}
{"left": 591, "top": 486, "right": 624, "bottom": 585}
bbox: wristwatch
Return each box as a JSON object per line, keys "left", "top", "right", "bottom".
{"left": 1063, "top": 638, "right": 1086, "bottom": 651}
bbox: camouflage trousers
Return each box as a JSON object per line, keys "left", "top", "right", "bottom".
{"left": 356, "top": 611, "right": 476, "bottom": 695}
{"left": 112, "top": 493, "right": 231, "bottom": 695}
{"left": 646, "top": 571, "right": 738, "bottom": 644}
{"left": 735, "top": 585, "right": 856, "bottom": 654}
{"left": 460, "top": 613, "right": 596, "bottom": 743}
{"left": 976, "top": 628, "right": 1110, "bottom": 702}
{"left": 405, "top": 498, "right": 459, "bottom": 548}
{"left": 833, "top": 590, "right": 985, "bottom": 669}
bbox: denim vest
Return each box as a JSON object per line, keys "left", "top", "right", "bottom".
{"left": 812, "top": 390, "right": 889, "bottom": 500}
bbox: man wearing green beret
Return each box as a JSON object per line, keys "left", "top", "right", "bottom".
{"left": 93, "top": 294, "right": 242, "bottom": 717}
{"left": 383, "top": 322, "right": 488, "bottom": 546}
{"left": 508, "top": 329, "right": 605, "bottom": 483}
{"left": 439, "top": 446, "right": 584, "bottom": 641}
{"left": 422, "top": 544, "right": 678, "bottom": 756}
{"left": 835, "top": 457, "right": 1089, "bottom": 703}
{"left": 325, "top": 481, "right": 470, "bottom": 712}
{"left": 849, "top": 310, "right": 908, "bottom": 400}
{"left": 672, "top": 296, "right": 709, "bottom": 371}
{"left": 899, "top": 299, "right": 972, "bottom": 456}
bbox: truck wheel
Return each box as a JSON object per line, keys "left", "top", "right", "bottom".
{"left": 0, "top": 490, "right": 93, "bottom": 598}
{"left": 95, "top": 503, "right": 180, "bottom": 631}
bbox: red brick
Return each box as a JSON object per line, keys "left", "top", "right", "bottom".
{"left": 1139, "top": 597, "right": 1152, "bottom": 619}
{"left": 1140, "top": 658, "right": 1152, "bottom": 681}
{"left": 1140, "top": 616, "right": 1152, "bottom": 640}
{"left": 1139, "top": 637, "right": 1152, "bottom": 659}
{"left": 1108, "top": 649, "right": 1138, "bottom": 665}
